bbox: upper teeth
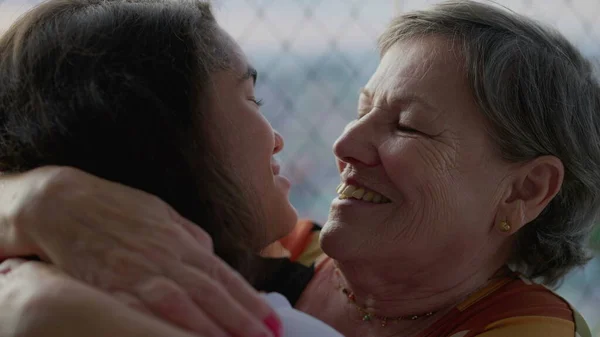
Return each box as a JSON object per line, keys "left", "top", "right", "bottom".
{"left": 336, "top": 183, "right": 390, "bottom": 203}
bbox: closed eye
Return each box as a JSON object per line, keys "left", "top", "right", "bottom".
{"left": 250, "top": 97, "right": 264, "bottom": 107}
{"left": 397, "top": 124, "right": 428, "bottom": 137}
{"left": 397, "top": 124, "right": 417, "bottom": 132}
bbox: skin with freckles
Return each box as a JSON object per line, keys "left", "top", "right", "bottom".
{"left": 297, "top": 36, "right": 564, "bottom": 337}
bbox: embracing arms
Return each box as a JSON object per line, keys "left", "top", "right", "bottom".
{"left": 0, "top": 259, "right": 199, "bottom": 337}
{"left": 0, "top": 166, "right": 281, "bottom": 337}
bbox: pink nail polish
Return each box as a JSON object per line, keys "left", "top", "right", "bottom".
{"left": 263, "top": 313, "right": 283, "bottom": 337}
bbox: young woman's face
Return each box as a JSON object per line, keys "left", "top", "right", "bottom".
{"left": 207, "top": 28, "right": 298, "bottom": 247}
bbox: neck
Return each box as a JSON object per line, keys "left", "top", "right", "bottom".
{"left": 333, "top": 257, "right": 508, "bottom": 321}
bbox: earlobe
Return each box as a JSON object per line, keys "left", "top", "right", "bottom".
{"left": 498, "top": 220, "right": 511, "bottom": 233}
{"left": 495, "top": 199, "right": 525, "bottom": 234}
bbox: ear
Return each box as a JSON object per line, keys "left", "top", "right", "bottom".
{"left": 495, "top": 155, "right": 564, "bottom": 234}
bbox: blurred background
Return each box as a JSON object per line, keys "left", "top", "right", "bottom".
{"left": 1, "top": 0, "right": 598, "bottom": 334}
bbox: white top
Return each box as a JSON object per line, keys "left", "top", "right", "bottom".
{"left": 262, "top": 293, "right": 344, "bottom": 337}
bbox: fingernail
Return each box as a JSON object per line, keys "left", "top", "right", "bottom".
{"left": 263, "top": 313, "right": 282, "bottom": 337}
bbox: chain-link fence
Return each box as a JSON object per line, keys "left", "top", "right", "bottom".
{"left": 1, "top": 0, "right": 599, "bottom": 333}
{"left": 215, "top": 0, "right": 600, "bottom": 224}
{"left": 216, "top": 0, "right": 393, "bottom": 224}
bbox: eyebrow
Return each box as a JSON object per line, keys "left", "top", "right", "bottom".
{"left": 239, "top": 66, "right": 257, "bottom": 85}
{"left": 360, "top": 88, "right": 440, "bottom": 113}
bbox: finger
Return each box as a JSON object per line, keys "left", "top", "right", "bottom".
{"left": 176, "top": 265, "right": 277, "bottom": 337}
{"left": 113, "top": 291, "right": 152, "bottom": 315}
{"left": 168, "top": 207, "right": 213, "bottom": 251}
{"left": 0, "top": 258, "right": 28, "bottom": 274}
{"left": 134, "top": 277, "right": 231, "bottom": 337}
{"left": 182, "top": 252, "right": 278, "bottom": 324}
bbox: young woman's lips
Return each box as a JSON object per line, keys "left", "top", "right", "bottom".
{"left": 272, "top": 161, "right": 291, "bottom": 189}
{"left": 272, "top": 162, "right": 281, "bottom": 175}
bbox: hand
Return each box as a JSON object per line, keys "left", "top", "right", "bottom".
{"left": 0, "top": 258, "right": 63, "bottom": 336}
{"left": 0, "top": 259, "right": 198, "bottom": 337}
{"left": 0, "top": 166, "right": 281, "bottom": 337}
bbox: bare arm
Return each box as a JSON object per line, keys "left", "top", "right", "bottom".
{"left": 0, "top": 259, "right": 197, "bottom": 337}
{"left": 0, "top": 166, "right": 281, "bottom": 337}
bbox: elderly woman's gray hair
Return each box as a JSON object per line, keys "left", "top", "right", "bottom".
{"left": 379, "top": 0, "right": 600, "bottom": 286}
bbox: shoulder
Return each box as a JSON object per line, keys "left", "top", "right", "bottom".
{"left": 255, "top": 220, "right": 324, "bottom": 306}
{"left": 421, "top": 273, "right": 592, "bottom": 337}
{"left": 278, "top": 219, "right": 324, "bottom": 267}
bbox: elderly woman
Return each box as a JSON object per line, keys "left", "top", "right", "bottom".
{"left": 0, "top": 1, "right": 598, "bottom": 337}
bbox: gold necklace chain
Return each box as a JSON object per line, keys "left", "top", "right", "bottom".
{"left": 336, "top": 265, "right": 513, "bottom": 328}
{"left": 339, "top": 286, "right": 435, "bottom": 327}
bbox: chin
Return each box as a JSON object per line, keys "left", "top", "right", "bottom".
{"left": 285, "top": 205, "right": 299, "bottom": 231}
{"left": 319, "top": 219, "right": 353, "bottom": 260}
{"left": 272, "top": 203, "right": 299, "bottom": 240}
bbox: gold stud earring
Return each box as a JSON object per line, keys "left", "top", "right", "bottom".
{"left": 499, "top": 220, "right": 511, "bottom": 232}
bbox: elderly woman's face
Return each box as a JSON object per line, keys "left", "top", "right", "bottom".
{"left": 321, "top": 37, "right": 514, "bottom": 265}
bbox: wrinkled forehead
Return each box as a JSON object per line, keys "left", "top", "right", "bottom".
{"left": 368, "top": 36, "right": 465, "bottom": 94}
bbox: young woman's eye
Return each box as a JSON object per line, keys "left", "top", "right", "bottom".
{"left": 250, "top": 97, "right": 263, "bottom": 107}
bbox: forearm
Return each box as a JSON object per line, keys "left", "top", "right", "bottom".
{"left": 0, "top": 167, "right": 279, "bottom": 337}
{"left": 1, "top": 272, "right": 197, "bottom": 337}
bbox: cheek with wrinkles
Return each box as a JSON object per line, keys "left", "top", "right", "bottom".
{"left": 381, "top": 138, "right": 455, "bottom": 186}
{"left": 388, "top": 203, "right": 426, "bottom": 242}
{"left": 382, "top": 138, "right": 463, "bottom": 239}
{"left": 413, "top": 138, "right": 460, "bottom": 175}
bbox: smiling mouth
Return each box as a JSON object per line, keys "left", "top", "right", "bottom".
{"left": 336, "top": 183, "right": 391, "bottom": 204}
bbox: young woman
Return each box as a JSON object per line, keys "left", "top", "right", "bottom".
{"left": 0, "top": 0, "right": 341, "bottom": 336}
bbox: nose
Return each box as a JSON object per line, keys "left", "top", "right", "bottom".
{"left": 273, "top": 130, "right": 284, "bottom": 154}
{"left": 333, "top": 118, "right": 380, "bottom": 171}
